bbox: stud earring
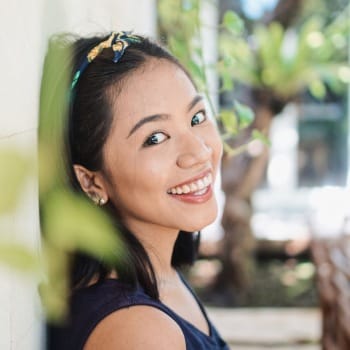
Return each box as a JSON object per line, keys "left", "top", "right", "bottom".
{"left": 87, "top": 192, "right": 108, "bottom": 206}
{"left": 98, "top": 198, "right": 106, "bottom": 206}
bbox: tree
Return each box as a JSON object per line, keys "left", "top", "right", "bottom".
{"left": 158, "top": 0, "right": 349, "bottom": 304}
{"left": 214, "top": 0, "right": 349, "bottom": 303}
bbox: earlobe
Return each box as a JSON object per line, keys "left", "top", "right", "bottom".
{"left": 73, "top": 165, "right": 109, "bottom": 206}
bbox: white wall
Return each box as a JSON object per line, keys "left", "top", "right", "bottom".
{"left": 0, "top": 1, "right": 155, "bottom": 349}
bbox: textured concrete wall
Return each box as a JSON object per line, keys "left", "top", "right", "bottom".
{"left": 0, "top": 1, "right": 155, "bottom": 349}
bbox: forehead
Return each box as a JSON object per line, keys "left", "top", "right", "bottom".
{"left": 111, "top": 59, "right": 197, "bottom": 127}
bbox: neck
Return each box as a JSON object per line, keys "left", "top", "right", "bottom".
{"left": 125, "top": 220, "right": 180, "bottom": 283}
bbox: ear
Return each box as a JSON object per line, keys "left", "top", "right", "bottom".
{"left": 73, "top": 164, "right": 109, "bottom": 204}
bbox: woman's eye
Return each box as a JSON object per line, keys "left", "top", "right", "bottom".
{"left": 143, "top": 132, "right": 168, "bottom": 147}
{"left": 191, "top": 111, "right": 207, "bottom": 126}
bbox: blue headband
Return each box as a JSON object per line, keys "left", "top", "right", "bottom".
{"left": 71, "top": 31, "right": 141, "bottom": 90}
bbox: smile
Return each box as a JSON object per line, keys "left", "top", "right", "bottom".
{"left": 167, "top": 173, "right": 212, "bottom": 195}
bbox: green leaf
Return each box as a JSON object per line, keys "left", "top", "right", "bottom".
{"left": 338, "top": 65, "right": 350, "bottom": 84}
{"left": 40, "top": 279, "right": 68, "bottom": 323}
{"left": 220, "top": 110, "right": 238, "bottom": 135}
{"left": 0, "top": 150, "right": 30, "bottom": 213}
{"left": 43, "top": 190, "right": 123, "bottom": 264}
{"left": 168, "top": 36, "right": 188, "bottom": 62}
{"left": 39, "top": 245, "right": 69, "bottom": 322}
{"left": 188, "top": 60, "right": 206, "bottom": 88}
{"left": 220, "top": 73, "right": 234, "bottom": 91}
{"left": 0, "top": 241, "right": 39, "bottom": 273}
{"left": 234, "top": 101, "right": 255, "bottom": 129}
{"left": 222, "top": 11, "right": 244, "bottom": 35}
{"left": 252, "top": 129, "right": 271, "bottom": 146}
{"left": 309, "top": 79, "right": 326, "bottom": 99}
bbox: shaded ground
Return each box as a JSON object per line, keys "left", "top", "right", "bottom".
{"left": 191, "top": 257, "right": 318, "bottom": 307}
{"left": 241, "top": 258, "right": 318, "bottom": 307}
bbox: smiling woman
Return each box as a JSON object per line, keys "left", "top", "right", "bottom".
{"left": 42, "top": 31, "right": 226, "bottom": 350}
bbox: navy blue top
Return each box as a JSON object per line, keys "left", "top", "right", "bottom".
{"left": 47, "top": 277, "right": 229, "bottom": 349}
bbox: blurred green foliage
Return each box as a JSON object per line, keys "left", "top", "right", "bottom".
{"left": 38, "top": 36, "right": 124, "bottom": 321}
{"left": 246, "top": 259, "right": 317, "bottom": 307}
{"left": 219, "top": 7, "right": 349, "bottom": 100}
{"left": 158, "top": 0, "right": 349, "bottom": 154}
{"left": 0, "top": 36, "right": 124, "bottom": 322}
{"left": 158, "top": 0, "right": 348, "bottom": 307}
{"left": 1, "top": 0, "right": 348, "bottom": 321}
{"left": 0, "top": 241, "right": 39, "bottom": 272}
{"left": 0, "top": 149, "right": 39, "bottom": 273}
{"left": 158, "top": 0, "right": 268, "bottom": 156}
{"left": 0, "top": 149, "right": 30, "bottom": 213}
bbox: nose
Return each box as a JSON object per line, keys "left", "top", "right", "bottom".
{"left": 176, "top": 132, "right": 212, "bottom": 169}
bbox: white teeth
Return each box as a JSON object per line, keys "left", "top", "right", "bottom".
{"left": 194, "top": 188, "right": 207, "bottom": 196}
{"left": 190, "top": 183, "right": 197, "bottom": 192}
{"left": 168, "top": 173, "right": 213, "bottom": 195}
{"left": 196, "top": 179, "right": 205, "bottom": 190}
{"left": 176, "top": 187, "right": 183, "bottom": 194}
{"left": 182, "top": 185, "right": 190, "bottom": 194}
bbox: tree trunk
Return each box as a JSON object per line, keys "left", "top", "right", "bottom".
{"left": 211, "top": 105, "right": 275, "bottom": 305}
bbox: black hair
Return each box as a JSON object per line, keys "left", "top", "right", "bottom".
{"left": 41, "top": 32, "right": 200, "bottom": 300}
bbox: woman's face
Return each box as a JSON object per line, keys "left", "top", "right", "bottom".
{"left": 102, "top": 58, "right": 222, "bottom": 235}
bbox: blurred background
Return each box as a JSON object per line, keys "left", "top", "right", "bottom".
{"left": 1, "top": 0, "right": 349, "bottom": 349}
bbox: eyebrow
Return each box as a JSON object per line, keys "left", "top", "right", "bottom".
{"left": 127, "top": 94, "right": 204, "bottom": 138}
{"left": 187, "top": 95, "right": 203, "bottom": 112}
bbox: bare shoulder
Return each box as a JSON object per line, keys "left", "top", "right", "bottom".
{"left": 84, "top": 305, "right": 186, "bottom": 350}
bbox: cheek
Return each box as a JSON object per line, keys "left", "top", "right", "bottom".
{"left": 110, "top": 151, "right": 169, "bottom": 197}
{"left": 143, "top": 153, "right": 168, "bottom": 180}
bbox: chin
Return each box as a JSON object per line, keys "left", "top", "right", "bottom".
{"left": 181, "top": 206, "right": 218, "bottom": 232}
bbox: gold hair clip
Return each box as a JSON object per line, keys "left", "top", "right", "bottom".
{"left": 71, "top": 31, "right": 141, "bottom": 90}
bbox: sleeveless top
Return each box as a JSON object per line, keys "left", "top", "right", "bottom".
{"left": 46, "top": 276, "right": 229, "bottom": 350}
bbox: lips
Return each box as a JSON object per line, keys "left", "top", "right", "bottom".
{"left": 166, "top": 170, "right": 215, "bottom": 204}
{"left": 167, "top": 172, "right": 213, "bottom": 195}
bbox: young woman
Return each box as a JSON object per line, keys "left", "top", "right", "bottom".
{"left": 45, "top": 31, "right": 228, "bottom": 349}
